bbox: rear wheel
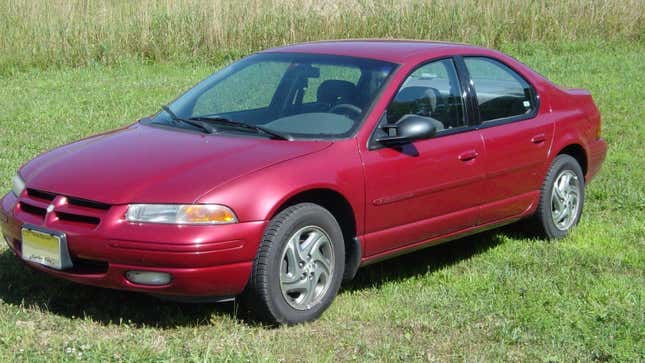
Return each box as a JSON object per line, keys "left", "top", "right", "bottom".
{"left": 243, "top": 203, "right": 344, "bottom": 324}
{"left": 533, "top": 154, "right": 585, "bottom": 239}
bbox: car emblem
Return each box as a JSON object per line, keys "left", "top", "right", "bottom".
{"left": 46, "top": 204, "right": 55, "bottom": 213}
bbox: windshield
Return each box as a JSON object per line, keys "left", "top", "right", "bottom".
{"left": 148, "top": 53, "right": 397, "bottom": 139}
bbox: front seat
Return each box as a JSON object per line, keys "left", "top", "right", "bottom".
{"left": 387, "top": 86, "right": 444, "bottom": 131}
{"left": 317, "top": 80, "right": 357, "bottom": 108}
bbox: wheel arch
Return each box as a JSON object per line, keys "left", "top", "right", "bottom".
{"left": 555, "top": 144, "right": 588, "bottom": 177}
{"left": 269, "top": 187, "right": 361, "bottom": 281}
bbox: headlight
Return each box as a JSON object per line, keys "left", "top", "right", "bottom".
{"left": 125, "top": 204, "right": 237, "bottom": 225}
{"left": 11, "top": 174, "right": 26, "bottom": 197}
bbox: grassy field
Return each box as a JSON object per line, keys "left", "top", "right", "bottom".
{"left": 0, "top": 39, "right": 643, "bottom": 361}
{"left": 0, "top": 0, "right": 643, "bottom": 73}
{"left": 0, "top": 0, "right": 644, "bottom": 360}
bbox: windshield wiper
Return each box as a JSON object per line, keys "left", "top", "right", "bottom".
{"left": 161, "top": 106, "right": 216, "bottom": 134}
{"left": 189, "top": 116, "right": 292, "bottom": 141}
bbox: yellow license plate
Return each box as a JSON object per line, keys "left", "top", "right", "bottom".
{"left": 21, "top": 227, "right": 70, "bottom": 270}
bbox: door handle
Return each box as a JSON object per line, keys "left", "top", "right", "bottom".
{"left": 531, "top": 133, "right": 546, "bottom": 144}
{"left": 458, "top": 150, "right": 480, "bottom": 161}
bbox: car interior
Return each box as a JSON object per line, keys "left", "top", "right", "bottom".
{"left": 382, "top": 62, "right": 467, "bottom": 136}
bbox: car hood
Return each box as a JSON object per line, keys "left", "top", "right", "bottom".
{"left": 20, "top": 123, "right": 332, "bottom": 204}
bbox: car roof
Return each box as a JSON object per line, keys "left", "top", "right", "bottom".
{"left": 261, "top": 39, "right": 489, "bottom": 64}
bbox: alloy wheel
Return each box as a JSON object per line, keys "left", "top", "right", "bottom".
{"left": 279, "top": 226, "right": 335, "bottom": 310}
{"left": 551, "top": 170, "right": 581, "bottom": 231}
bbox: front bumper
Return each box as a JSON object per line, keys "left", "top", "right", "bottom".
{"left": 1, "top": 192, "right": 266, "bottom": 297}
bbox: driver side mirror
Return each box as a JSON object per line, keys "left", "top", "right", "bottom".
{"left": 376, "top": 114, "right": 437, "bottom": 146}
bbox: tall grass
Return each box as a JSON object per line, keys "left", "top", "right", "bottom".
{"left": 0, "top": 0, "right": 643, "bottom": 72}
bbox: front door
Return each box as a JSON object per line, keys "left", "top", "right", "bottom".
{"left": 361, "top": 58, "right": 486, "bottom": 257}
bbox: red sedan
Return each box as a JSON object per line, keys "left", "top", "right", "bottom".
{"left": 0, "top": 41, "right": 606, "bottom": 324}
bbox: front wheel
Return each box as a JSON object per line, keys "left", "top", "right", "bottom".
{"left": 243, "top": 203, "right": 345, "bottom": 324}
{"left": 533, "top": 154, "right": 585, "bottom": 239}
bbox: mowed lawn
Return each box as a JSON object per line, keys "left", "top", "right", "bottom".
{"left": 0, "top": 41, "right": 642, "bottom": 361}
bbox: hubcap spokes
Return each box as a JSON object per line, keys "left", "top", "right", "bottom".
{"left": 279, "top": 226, "right": 334, "bottom": 310}
{"left": 551, "top": 170, "right": 580, "bottom": 231}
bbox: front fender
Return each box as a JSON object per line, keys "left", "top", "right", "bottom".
{"left": 197, "top": 139, "right": 366, "bottom": 234}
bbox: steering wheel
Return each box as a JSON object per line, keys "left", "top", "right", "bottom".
{"left": 330, "top": 103, "right": 362, "bottom": 119}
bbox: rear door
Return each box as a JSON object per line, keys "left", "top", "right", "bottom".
{"left": 461, "top": 56, "right": 554, "bottom": 223}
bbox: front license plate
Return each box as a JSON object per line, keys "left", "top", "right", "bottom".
{"left": 21, "top": 225, "right": 72, "bottom": 270}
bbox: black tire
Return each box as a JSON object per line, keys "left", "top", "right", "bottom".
{"left": 243, "top": 203, "right": 345, "bottom": 325}
{"left": 532, "top": 154, "right": 585, "bottom": 239}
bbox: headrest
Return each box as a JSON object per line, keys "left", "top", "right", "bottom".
{"left": 317, "top": 80, "right": 356, "bottom": 105}
{"left": 394, "top": 86, "right": 438, "bottom": 111}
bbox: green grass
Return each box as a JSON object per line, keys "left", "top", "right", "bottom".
{"left": 0, "top": 41, "right": 643, "bottom": 361}
{"left": 0, "top": 0, "right": 643, "bottom": 73}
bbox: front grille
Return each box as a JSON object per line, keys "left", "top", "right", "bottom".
{"left": 56, "top": 211, "right": 101, "bottom": 226}
{"left": 26, "top": 188, "right": 55, "bottom": 202}
{"left": 18, "top": 188, "right": 111, "bottom": 229}
{"left": 19, "top": 201, "right": 47, "bottom": 217}
{"left": 67, "top": 197, "right": 111, "bottom": 210}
